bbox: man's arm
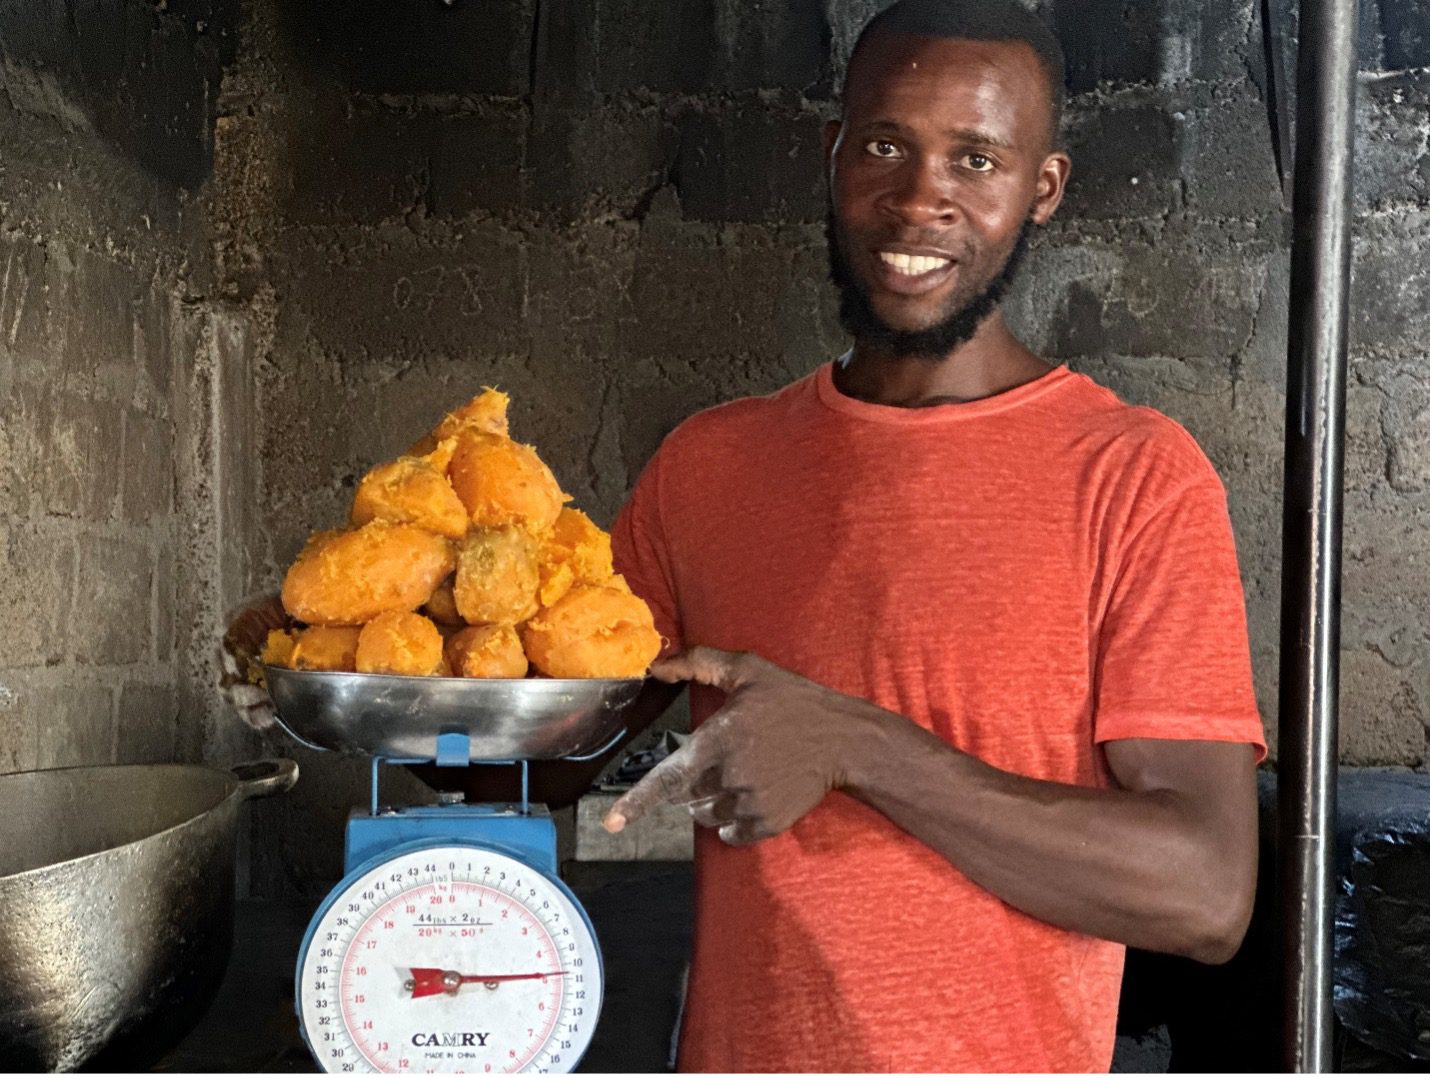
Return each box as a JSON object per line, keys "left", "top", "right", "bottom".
{"left": 606, "top": 647, "right": 1258, "bottom": 965}
{"left": 845, "top": 710, "right": 1257, "bottom": 964}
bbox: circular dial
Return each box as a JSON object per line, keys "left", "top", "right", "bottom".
{"left": 298, "top": 845, "right": 602, "bottom": 1074}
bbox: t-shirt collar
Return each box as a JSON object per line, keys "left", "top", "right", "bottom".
{"left": 814, "top": 354, "right": 1074, "bottom": 425}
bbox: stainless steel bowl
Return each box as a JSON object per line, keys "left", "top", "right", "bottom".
{"left": 0, "top": 760, "right": 298, "bottom": 1071}
{"left": 262, "top": 666, "right": 645, "bottom": 760}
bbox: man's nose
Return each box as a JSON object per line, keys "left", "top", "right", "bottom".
{"left": 878, "top": 158, "right": 959, "bottom": 226}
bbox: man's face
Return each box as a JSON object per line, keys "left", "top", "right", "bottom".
{"left": 824, "top": 34, "right": 1069, "bottom": 356}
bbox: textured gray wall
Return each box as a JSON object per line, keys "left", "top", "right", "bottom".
{"left": 204, "top": 0, "right": 1430, "bottom": 889}
{"left": 0, "top": 0, "right": 248, "bottom": 777}
{"left": 4, "top": 0, "right": 1427, "bottom": 893}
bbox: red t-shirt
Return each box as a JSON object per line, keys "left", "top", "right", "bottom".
{"left": 610, "top": 362, "right": 1266, "bottom": 1073}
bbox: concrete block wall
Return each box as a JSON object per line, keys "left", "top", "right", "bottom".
{"left": 1009, "top": 0, "right": 1430, "bottom": 767}
{"left": 201, "top": 0, "right": 1430, "bottom": 886}
{"left": 0, "top": 0, "right": 255, "bottom": 777}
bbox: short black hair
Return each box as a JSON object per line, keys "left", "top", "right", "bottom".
{"left": 845, "top": 0, "right": 1067, "bottom": 144}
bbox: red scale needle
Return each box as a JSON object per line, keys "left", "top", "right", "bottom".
{"left": 406, "top": 967, "right": 567, "bottom": 998}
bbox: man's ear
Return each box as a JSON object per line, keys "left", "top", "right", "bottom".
{"left": 1031, "top": 150, "right": 1072, "bottom": 225}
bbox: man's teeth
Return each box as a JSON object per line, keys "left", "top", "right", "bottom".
{"left": 878, "top": 251, "right": 951, "bottom": 276}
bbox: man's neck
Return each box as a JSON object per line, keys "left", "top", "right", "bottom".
{"left": 833, "top": 313, "right": 1054, "bottom": 408}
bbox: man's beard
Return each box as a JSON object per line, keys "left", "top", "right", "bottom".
{"left": 826, "top": 213, "right": 1034, "bottom": 360}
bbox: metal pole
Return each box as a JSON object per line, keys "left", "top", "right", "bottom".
{"left": 1276, "top": 0, "right": 1358, "bottom": 1070}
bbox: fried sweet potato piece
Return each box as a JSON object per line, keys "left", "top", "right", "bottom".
{"left": 356, "top": 610, "right": 444, "bottom": 676}
{"left": 444, "top": 624, "right": 529, "bottom": 678}
{"left": 290, "top": 625, "right": 362, "bottom": 672}
{"left": 409, "top": 388, "right": 511, "bottom": 455}
{"left": 454, "top": 526, "right": 540, "bottom": 625}
{"left": 536, "top": 508, "right": 615, "bottom": 608}
{"left": 350, "top": 441, "right": 468, "bottom": 540}
{"left": 281, "top": 522, "right": 456, "bottom": 626}
{"left": 422, "top": 576, "right": 464, "bottom": 626}
{"left": 447, "top": 431, "right": 567, "bottom": 535}
{"left": 521, "top": 583, "right": 660, "bottom": 679}
{"left": 259, "top": 629, "right": 297, "bottom": 668}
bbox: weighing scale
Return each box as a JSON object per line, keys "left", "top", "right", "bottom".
{"left": 264, "top": 667, "right": 644, "bottom": 1075}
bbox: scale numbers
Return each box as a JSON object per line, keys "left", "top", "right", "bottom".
{"left": 298, "top": 846, "right": 602, "bottom": 1074}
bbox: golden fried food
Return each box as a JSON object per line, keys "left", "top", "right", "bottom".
{"left": 290, "top": 625, "right": 362, "bottom": 672}
{"left": 282, "top": 522, "right": 457, "bottom": 626}
{"left": 259, "top": 629, "right": 297, "bottom": 668}
{"left": 536, "top": 508, "right": 615, "bottom": 607}
{"left": 454, "top": 526, "right": 540, "bottom": 625}
{"left": 410, "top": 388, "right": 511, "bottom": 455}
{"left": 423, "top": 576, "right": 464, "bottom": 625}
{"left": 356, "top": 611, "right": 444, "bottom": 676}
{"left": 521, "top": 583, "right": 661, "bottom": 678}
{"left": 444, "top": 624, "right": 529, "bottom": 678}
{"left": 422, "top": 435, "right": 459, "bottom": 474}
{"left": 350, "top": 441, "right": 468, "bottom": 540}
{"left": 447, "top": 431, "right": 567, "bottom": 534}
{"left": 294, "top": 527, "right": 344, "bottom": 563}
{"left": 271, "top": 384, "right": 652, "bottom": 683}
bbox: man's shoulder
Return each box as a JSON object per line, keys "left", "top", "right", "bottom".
{"left": 659, "top": 370, "right": 816, "bottom": 459}
{"left": 1057, "top": 369, "right": 1224, "bottom": 493}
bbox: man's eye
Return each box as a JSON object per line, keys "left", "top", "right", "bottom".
{"left": 865, "top": 140, "right": 901, "bottom": 159}
{"left": 964, "top": 153, "right": 995, "bottom": 172}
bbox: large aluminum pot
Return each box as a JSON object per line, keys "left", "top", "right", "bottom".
{"left": 0, "top": 758, "right": 298, "bottom": 1071}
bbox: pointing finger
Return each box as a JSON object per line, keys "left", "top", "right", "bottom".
{"left": 603, "top": 747, "right": 700, "bottom": 834}
{"left": 602, "top": 721, "right": 728, "bottom": 833}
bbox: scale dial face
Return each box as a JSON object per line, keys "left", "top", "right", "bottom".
{"left": 298, "top": 845, "right": 602, "bottom": 1074}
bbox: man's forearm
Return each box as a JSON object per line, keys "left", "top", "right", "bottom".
{"left": 840, "top": 709, "right": 1253, "bottom": 963}
{"left": 603, "top": 648, "right": 1256, "bottom": 963}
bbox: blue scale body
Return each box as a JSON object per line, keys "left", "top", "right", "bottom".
{"left": 293, "top": 745, "right": 605, "bottom": 1074}
{"left": 344, "top": 804, "right": 559, "bottom": 876}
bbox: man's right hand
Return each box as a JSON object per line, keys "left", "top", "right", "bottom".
{"left": 220, "top": 592, "right": 288, "bottom": 730}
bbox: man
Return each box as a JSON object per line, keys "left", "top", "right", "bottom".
{"left": 595, "top": 0, "right": 1266, "bottom": 1071}
{"left": 225, "top": 0, "right": 1264, "bottom": 1070}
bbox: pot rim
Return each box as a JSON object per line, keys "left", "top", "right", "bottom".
{"left": 0, "top": 759, "right": 295, "bottom": 883}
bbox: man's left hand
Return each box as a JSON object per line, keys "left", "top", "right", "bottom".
{"left": 601, "top": 647, "right": 878, "bottom": 845}
{"left": 219, "top": 591, "right": 289, "bottom": 730}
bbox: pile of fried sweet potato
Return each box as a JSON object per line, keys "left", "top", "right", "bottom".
{"left": 261, "top": 389, "right": 660, "bottom": 680}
